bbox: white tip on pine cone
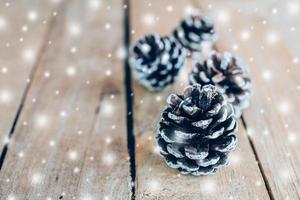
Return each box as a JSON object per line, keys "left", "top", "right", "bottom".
{"left": 167, "top": 112, "right": 185, "bottom": 123}
{"left": 182, "top": 104, "right": 197, "bottom": 116}
{"left": 225, "top": 118, "right": 236, "bottom": 131}
{"left": 165, "top": 159, "right": 180, "bottom": 169}
{"left": 185, "top": 151, "right": 208, "bottom": 160}
{"left": 199, "top": 71, "right": 210, "bottom": 83}
{"left": 207, "top": 103, "right": 221, "bottom": 116}
{"left": 212, "top": 136, "right": 237, "bottom": 153}
{"left": 183, "top": 85, "right": 194, "bottom": 98}
{"left": 174, "top": 130, "right": 198, "bottom": 140}
{"left": 196, "top": 155, "right": 220, "bottom": 167}
{"left": 177, "top": 160, "right": 199, "bottom": 171}
{"left": 140, "top": 43, "right": 151, "bottom": 54}
{"left": 206, "top": 127, "right": 225, "bottom": 139}
{"left": 184, "top": 145, "right": 209, "bottom": 160}
{"left": 161, "top": 53, "right": 170, "bottom": 65}
{"left": 191, "top": 167, "right": 216, "bottom": 176}
{"left": 167, "top": 94, "right": 182, "bottom": 106}
{"left": 188, "top": 32, "right": 201, "bottom": 42}
{"left": 160, "top": 130, "right": 175, "bottom": 143}
{"left": 166, "top": 144, "right": 185, "bottom": 158}
{"left": 191, "top": 118, "right": 213, "bottom": 129}
{"left": 212, "top": 73, "right": 226, "bottom": 83}
{"left": 217, "top": 108, "right": 228, "bottom": 123}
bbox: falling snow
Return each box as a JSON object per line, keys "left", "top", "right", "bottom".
{"left": 0, "top": 1, "right": 299, "bottom": 199}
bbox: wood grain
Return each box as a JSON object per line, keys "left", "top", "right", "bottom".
{"left": 1, "top": 0, "right": 299, "bottom": 199}
{"left": 0, "top": 0, "right": 131, "bottom": 199}
{"left": 195, "top": 0, "right": 300, "bottom": 59}
{"left": 130, "top": 0, "right": 270, "bottom": 199}
{"left": 196, "top": 1, "right": 300, "bottom": 199}
{"left": 0, "top": 0, "right": 57, "bottom": 154}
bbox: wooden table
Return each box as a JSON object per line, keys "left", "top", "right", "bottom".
{"left": 0, "top": 0, "right": 299, "bottom": 199}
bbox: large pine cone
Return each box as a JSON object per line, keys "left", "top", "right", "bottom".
{"left": 129, "top": 33, "right": 186, "bottom": 92}
{"left": 189, "top": 52, "right": 251, "bottom": 117}
{"left": 157, "top": 84, "right": 238, "bottom": 176}
{"left": 173, "top": 10, "right": 216, "bottom": 52}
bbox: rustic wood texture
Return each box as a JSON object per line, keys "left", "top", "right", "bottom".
{"left": 0, "top": 0, "right": 299, "bottom": 199}
{"left": 0, "top": 0, "right": 57, "bottom": 153}
{"left": 197, "top": 0, "right": 300, "bottom": 199}
{"left": 0, "top": 0, "right": 131, "bottom": 199}
{"left": 130, "top": 0, "right": 269, "bottom": 199}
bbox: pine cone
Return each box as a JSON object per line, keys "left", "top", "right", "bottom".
{"left": 129, "top": 33, "right": 186, "bottom": 92}
{"left": 189, "top": 52, "right": 252, "bottom": 117}
{"left": 157, "top": 84, "right": 238, "bottom": 176}
{"left": 173, "top": 10, "right": 216, "bottom": 52}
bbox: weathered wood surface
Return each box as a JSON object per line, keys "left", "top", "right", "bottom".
{"left": 0, "top": 0, "right": 57, "bottom": 153}
{"left": 0, "top": 0, "right": 131, "bottom": 199}
{"left": 197, "top": 0, "right": 300, "bottom": 199}
{"left": 0, "top": 0, "right": 299, "bottom": 199}
{"left": 131, "top": 0, "right": 269, "bottom": 199}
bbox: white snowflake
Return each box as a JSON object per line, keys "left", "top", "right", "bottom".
{"left": 68, "top": 23, "right": 81, "bottom": 36}
{"left": 287, "top": 2, "right": 299, "bottom": 15}
{"left": 143, "top": 13, "right": 155, "bottom": 26}
{"left": 0, "top": 89, "right": 12, "bottom": 104}
{"left": 66, "top": 66, "right": 76, "bottom": 76}
{"left": 88, "top": 0, "right": 101, "bottom": 10}
{"left": 27, "top": 11, "right": 38, "bottom": 21}
{"left": 35, "top": 114, "right": 49, "bottom": 128}
{"left": 0, "top": 17, "right": 7, "bottom": 30}
{"left": 22, "top": 48, "right": 35, "bottom": 62}
{"left": 266, "top": 31, "right": 279, "bottom": 45}
{"left": 31, "top": 173, "right": 43, "bottom": 185}
{"left": 68, "top": 150, "right": 78, "bottom": 161}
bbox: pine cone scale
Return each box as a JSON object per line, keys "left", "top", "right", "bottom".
{"left": 196, "top": 152, "right": 220, "bottom": 167}
{"left": 166, "top": 144, "right": 185, "bottom": 158}
{"left": 184, "top": 144, "right": 209, "bottom": 160}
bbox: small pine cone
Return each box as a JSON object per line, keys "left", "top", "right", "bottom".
{"left": 129, "top": 33, "right": 186, "bottom": 92}
{"left": 173, "top": 10, "right": 216, "bottom": 52}
{"left": 189, "top": 52, "right": 252, "bottom": 117}
{"left": 156, "top": 84, "right": 238, "bottom": 176}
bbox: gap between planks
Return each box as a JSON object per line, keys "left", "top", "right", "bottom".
{"left": 241, "top": 116, "right": 275, "bottom": 200}
{"left": 190, "top": 0, "right": 275, "bottom": 199}
{"left": 3, "top": 1, "right": 131, "bottom": 198}
{"left": 0, "top": 5, "right": 60, "bottom": 170}
{"left": 0, "top": 1, "right": 138, "bottom": 198}
{"left": 123, "top": 0, "right": 137, "bottom": 199}
{"left": 212, "top": 36, "right": 276, "bottom": 200}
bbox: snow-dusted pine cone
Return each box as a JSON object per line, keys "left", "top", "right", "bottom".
{"left": 173, "top": 10, "right": 216, "bottom": 52}
{"left": 156, "top": 84, "right": 238, "bottom": 176}
{"left": 129, "top": 33, "right": 186, "bottom": 92}
{"left": 189, "top": 52, "right": 252, "bottom": 117}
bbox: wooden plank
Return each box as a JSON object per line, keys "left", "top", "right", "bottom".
{"left": 0, "top": 0, "right": 131, "bottom": 199}
{"left": 265, "top": 1, "right": 300, "bottom": 61}
{"left": 195, "top": 0, "right": 300, "bottom": 60}
{"left": 130, "top": 0, "right": 270, "bottom": 199}
{"left": 196, "top": 1, "right": 300, "bottom": 199}
{"left": 0, "top": 0, "right": 57, "bottom": 153}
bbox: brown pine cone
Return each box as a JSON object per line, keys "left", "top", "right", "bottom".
{"left": 189, "top": 52, "right": 252, "bottom": 117}
{"left": 156, "top": 84, "right": 238, "bottom": 176}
